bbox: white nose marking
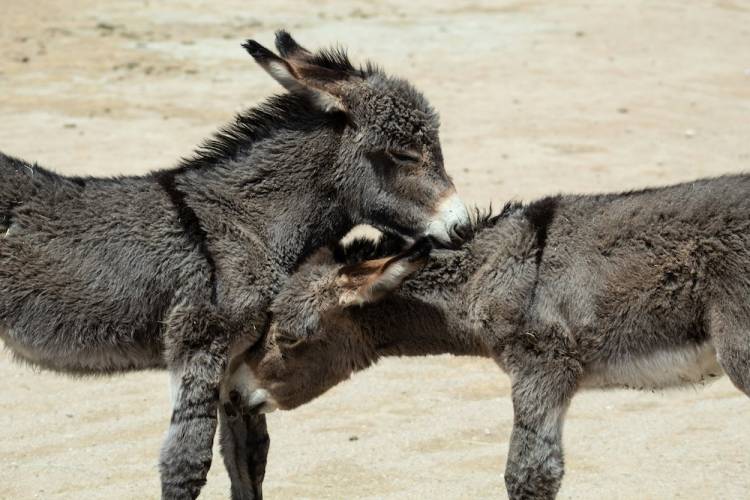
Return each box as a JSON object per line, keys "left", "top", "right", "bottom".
{"left": 425, "top": 192, "right": 470, "bottom": 244}
{"left": 225, "top": 364, "right": 279, "bottom": 413}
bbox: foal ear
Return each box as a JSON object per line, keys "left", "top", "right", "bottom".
{"left": 336, "top": 237, "right": 432, "bottom": 307}
{"left": 243, "top": 32, "right": 356, "bottom": 113}
{"left": 274, "top": 30, "right": 312, "bottom": 60}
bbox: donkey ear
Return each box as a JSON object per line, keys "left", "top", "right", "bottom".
{"left": 243, "top": 35, "right": 352, "bottom": 113}
{"left": 274, "top": 30, "right": 312, "bottom": 60}
{"left": 336, "top": 237, "right": 432, "bottom": 307}
{"left": 243, "top": 40, "right": 306, "bottom": 93}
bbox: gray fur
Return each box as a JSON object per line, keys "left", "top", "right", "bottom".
{"left": 249, "top": 175, "right": 750, "bottom": 499}
{"left": 0, "top": 31, "right": 461, "bottom": 499}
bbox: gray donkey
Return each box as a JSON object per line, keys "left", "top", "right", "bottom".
{"left": 0, "top": 32, "right": 468, "bottom": 499}
{"left": 244, "top": 175, "right": 750, "bottom": 499}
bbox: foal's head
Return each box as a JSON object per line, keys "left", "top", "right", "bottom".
{"left": 248, "top": 237, "right": 433, "bottom": 410}
{"left": 244, "top": 31, "right": 468, "bottom": 244}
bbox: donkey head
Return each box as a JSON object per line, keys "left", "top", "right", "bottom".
{"left": 244, "top": 31, "right": 469, "bottom": 244}
{"left": 248, "top": 238, "right": 432, "bottom": 410}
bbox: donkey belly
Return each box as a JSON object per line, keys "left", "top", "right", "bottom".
{"left": 0, "top": 226, "right": 194, "bottom": 375}
{"left": 582, "top": 341, "right": 724, "bottom": 390}
{"left": 0, "top": 323, "right": 165, "bottom": 374}
{"left": 0, "top": 240, "right": 173, "bottom": 376}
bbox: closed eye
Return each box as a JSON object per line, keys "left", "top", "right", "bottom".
{"left": 387, "top": 149, "right": 422, "bottom": 165}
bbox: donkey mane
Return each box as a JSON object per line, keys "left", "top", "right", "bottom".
{"left": 306, "top": 46, "right": 377, "bottom": 77}
{"left": 471, "top": 201, "right": 523, "bottom": 230}
{"left": 448, "top": 201, "right": 524, "bottom": 243}
{"left": 175, "top": 43, "right": 384, "bottom": 176}
{"left": 174, "top": 93, "right": 341, "bottom": 174}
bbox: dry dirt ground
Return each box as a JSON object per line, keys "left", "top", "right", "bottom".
{"left": 1, "top": 1, "right": 749, "bottom": 498}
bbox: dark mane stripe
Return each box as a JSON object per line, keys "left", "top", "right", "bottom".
{"left": 523, "top": 196, "right": 559, "bottom": 265}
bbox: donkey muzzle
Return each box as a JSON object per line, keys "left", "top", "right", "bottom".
{"left": 425, "top": 191, "right": 471, "bottom": 245}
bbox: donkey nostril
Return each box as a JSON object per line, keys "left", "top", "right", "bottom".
{"left": 458, "top": 224, "right": 471, "bottom": 239}
{"left": 449, "top": 225, "right": 461, "bottom": 243}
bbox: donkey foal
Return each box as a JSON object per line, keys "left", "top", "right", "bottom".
{"left": 246, "top": 175, "right": 750, "bottom": 499}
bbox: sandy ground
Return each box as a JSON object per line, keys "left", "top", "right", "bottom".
{"left": 1, "top": 1, "right": 749, "bottom": 498}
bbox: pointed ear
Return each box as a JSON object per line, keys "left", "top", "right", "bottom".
{"left": 243, "top": 33, "right": 356, "bottom": 113}
{"left": 242, "top": 39, "right": 306, "bottom": 92}
{"left": 336, "top": 237, "right": 432, "bottom": 307}
{"left": 274, "top": 29, "right": 312, "bottom": 60}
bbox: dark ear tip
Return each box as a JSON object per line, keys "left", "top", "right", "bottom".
{"left": 275, "top": 29, "right": 292, "bottom": 43}
{"left": 242, "top": 40, "right": 270, "bottom": 59}
{"left": 275, "top": 29, "right": 300, "bottom": 55}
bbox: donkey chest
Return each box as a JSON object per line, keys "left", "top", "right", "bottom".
{"left": 581, "top": 341, "right": 723, "bottom": 390}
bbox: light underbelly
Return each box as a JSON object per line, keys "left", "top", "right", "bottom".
{"left": 582, "top": 342, "right": 723, "bottom": 390}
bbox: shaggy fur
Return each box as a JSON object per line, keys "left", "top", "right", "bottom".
{"left": 0, "top": 32, "right": 465, "bottom": 499}
{"left": 247, "top": 175, "right": 750, "bottom": 499}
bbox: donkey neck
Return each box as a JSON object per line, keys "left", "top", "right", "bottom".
{"left": 174, "top": 95, "right": 353, "bottom": 273}
{"left": 363, "top": 296, "right": 485, "bottom": 357}
{"left": 353, "top": 271, "right": 487, "bottom": 359}
{"left": 240, "top": 135, "right": 352, "bottom": 271}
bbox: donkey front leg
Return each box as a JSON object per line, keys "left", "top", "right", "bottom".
{"left": 161, "top": 305, "right": 231, "bottom": 500}
{"left": 504, "top": 353, "right": 581, "bottom": 500}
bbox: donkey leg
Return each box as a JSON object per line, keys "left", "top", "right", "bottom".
{"left": 219, "top": 404, "right": 270, "bottom": 500}
{"left": 160, "top": 305, "right": 230, "bottom": 500}
{"left": 709, "top": 304, "right": 750, "bottom": 397}
{"left": 503, "top": 354, "right": 581, "bottom": 500}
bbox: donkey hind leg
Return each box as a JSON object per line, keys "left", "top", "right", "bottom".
{"left": 219, "top": 404, "right": 270, "bottom": 500}
{"left": 504, "top": 351, "right": 581, "bottom": 500}
{"left": 709, "top": 304, "right": 750, "bottom": 397}
{"left": 160, "top": 305, "right": 230, "bottom": 500}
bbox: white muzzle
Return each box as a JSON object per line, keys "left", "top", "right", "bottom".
{"left": 425, "top": 191, "right": 471, "bottom": 245}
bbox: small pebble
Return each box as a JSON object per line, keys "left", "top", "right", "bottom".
{"left": 684, "top": 129, "right": 696, "bottom": 138}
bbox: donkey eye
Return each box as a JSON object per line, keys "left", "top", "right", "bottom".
{"left": 387, "top": 149, "right": 421, "bottom": 165}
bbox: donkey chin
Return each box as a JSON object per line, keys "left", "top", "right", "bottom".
{"left": 423, "top": 191, "right": 471, "bottom": 245}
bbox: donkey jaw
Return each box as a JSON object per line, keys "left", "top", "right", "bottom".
{"left": 424, "top": 191, "right": 470, "bottom": 245}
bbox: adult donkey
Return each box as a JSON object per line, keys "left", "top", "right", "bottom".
{"left": 0, "top": 31, "right": 468, "bottom": 499}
